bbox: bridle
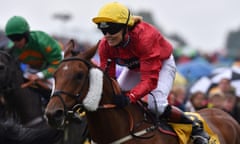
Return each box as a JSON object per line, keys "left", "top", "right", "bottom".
{"left": 50, "top": 57, "right": 91, "bottom": 117}
{"left": 50, "top": 56, "right": 119, "bottom": 121}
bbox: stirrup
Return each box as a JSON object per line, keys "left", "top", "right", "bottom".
{"left": 191, "top": 135, "right": 209, "bottom": 144}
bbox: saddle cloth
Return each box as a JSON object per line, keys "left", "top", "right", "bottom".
{"left": 169, "top": 112, "right": 220, "bottom": 144}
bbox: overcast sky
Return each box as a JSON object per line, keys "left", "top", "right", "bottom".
{"left": 1, "top": 0, "right": 240, "bottom": 52}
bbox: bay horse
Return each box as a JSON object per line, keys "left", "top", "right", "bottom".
{"left": 0, "top": 50, "right": 87, "bottom": 144}
{"left": 45, "top": 40, "right": 240, "bottom": 144}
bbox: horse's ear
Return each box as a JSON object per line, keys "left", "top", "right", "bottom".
{"left": 82, "top": 41, "right": 99, "bottom": 60}
{"left": 64, "top": 39, "right": 75, "bottom": 58}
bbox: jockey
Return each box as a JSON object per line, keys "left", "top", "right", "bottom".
{"left": 92, "top": 2, "right": 209, "bottom": 144}
{"left": 4, "top": 16, "right": 62, "bottom": 97}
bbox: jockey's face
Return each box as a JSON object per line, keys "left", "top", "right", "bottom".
{"left": 13, "top": 37, "right": 27, "bottom": 49}
{"left": 104, "top": 29, "right": 123, "bottom": 47}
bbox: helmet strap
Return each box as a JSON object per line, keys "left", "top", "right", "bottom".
{"left": 23, "top": 32, "right": 30, "bottom": 43}
{"left": 117, "top": 9, "right": 131, "bottom": 48}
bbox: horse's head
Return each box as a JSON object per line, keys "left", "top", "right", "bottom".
{"left": 45, "top": 40, "right": 104, "bottom": 128}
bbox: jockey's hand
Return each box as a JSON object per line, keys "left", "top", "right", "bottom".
{"left": 113, "top": 94, "right": 130, "bottom": 107}
{"left": 27, "top": 73, "right": 40, "bottom": 81}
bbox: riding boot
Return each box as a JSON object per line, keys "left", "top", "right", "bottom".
{"left": 160, "top": 105, "right": 209, "bottom": 144}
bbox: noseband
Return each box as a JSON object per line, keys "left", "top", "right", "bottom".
{"left": 51, "top": 57, "right": 91, "bottom": 117}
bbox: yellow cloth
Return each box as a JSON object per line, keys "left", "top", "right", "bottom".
{"left": 169, "top": 112, "right": 220, "bottom": 144}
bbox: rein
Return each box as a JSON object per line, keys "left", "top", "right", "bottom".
{"left": 21, "top": 80, "right": 51, "bottom": 90}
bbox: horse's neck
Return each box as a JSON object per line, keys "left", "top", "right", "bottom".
{"left": 4, "top": 69, "right": 44, "bottom": 127}
{"left": 85, "top": 75, "right": 146, "bottom": 143}
{"left": 9, "top": 63, "right": 24, "bottom": 86}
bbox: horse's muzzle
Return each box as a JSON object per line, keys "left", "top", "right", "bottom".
{"left": 45, "top": 108, "right": 65, "bottom": 129}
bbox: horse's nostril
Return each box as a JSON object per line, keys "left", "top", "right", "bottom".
{"left": 0, "top": 65, "right": 5, "bottom": 70}
{"left": 45, "top": 109, "right": 64, "bottom": 121}
{"left": 45, "top": 109, "right": 65, "bottom": 128}
{"left": 54, "top": 109, "right": 64, "bottom": 119}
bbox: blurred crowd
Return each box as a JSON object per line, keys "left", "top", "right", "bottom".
{"left": 169, "top": 46, "right": 240, "bottom": 124}
{"left": 170, "top": 78, "right": 240, "bottom": 123}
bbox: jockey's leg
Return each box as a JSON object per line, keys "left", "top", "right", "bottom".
{"left": 148, "top": 55, "right": 209, "bottom": 144}
{"left": 161, "top": 105, "right": 210, "bottom": 144}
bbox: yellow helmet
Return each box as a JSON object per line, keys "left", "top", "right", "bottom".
{"left": 92, "top": 2, "right": 134, "bottom": 26}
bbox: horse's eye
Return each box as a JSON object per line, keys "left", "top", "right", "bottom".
{"left": 75, "top": 73, "right": 84, "bottom": 80}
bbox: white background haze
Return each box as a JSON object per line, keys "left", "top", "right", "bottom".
{"left": 1, "top": 0, "right": 240, "bottom": 52}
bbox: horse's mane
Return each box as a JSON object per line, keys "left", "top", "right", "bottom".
{"left": 0, "top": 50, "right": 23, "bottom": 90}
{"left": 0, "top": 51, "right": 28, "bottom": 122}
